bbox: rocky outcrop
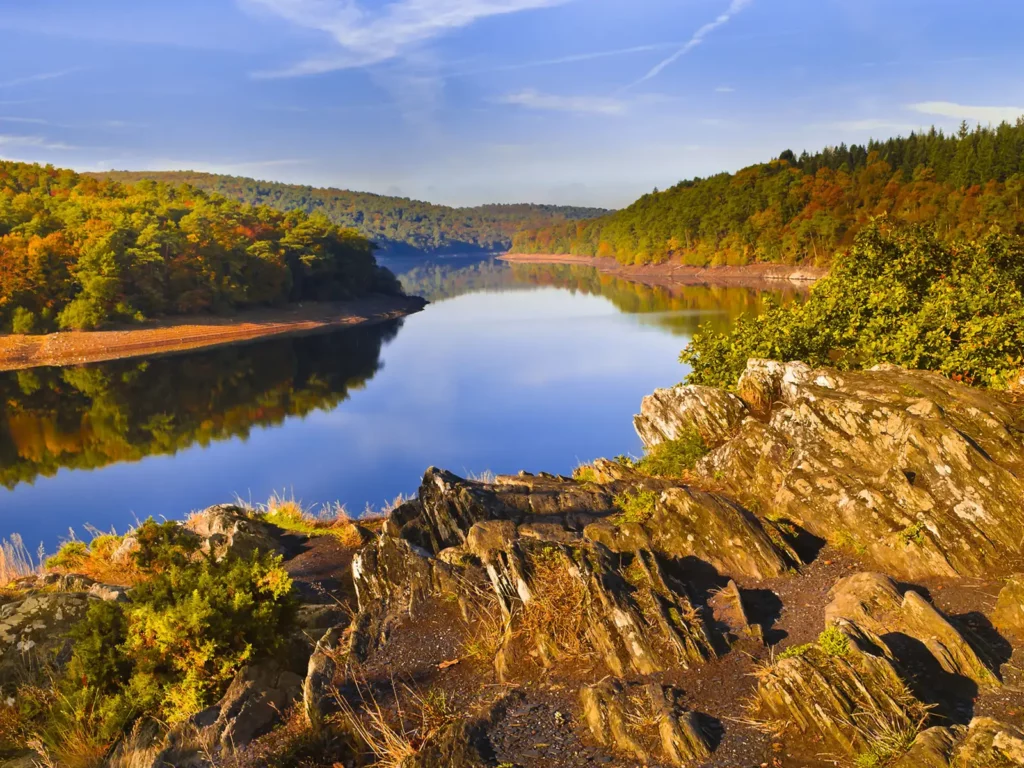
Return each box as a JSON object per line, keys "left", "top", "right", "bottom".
{"left": 585, "top": 485, "right": 796, "bottom": 580}
{"left": 825, "top": 572, "right": 998, "bottom": 688}
{"left": 754, "top": 620, "right": 929, "bottom": 755}
{"left": 993, "top": 574, "right": 1024, "bottom": 636}
{"left": 0, "top": 591, "right": 92, "bottom": 687}
{"left": 634, "top": 385, "right": 748, "bottom": 448}
{"left": 185, "top": 504, "right": 285, "bottom": 559}
{"left": 894, "top": 718, "right": 1024, "bottom": 767}
{"left": 580, "top": 679, "right": 713, "bottom": 767}
{"left": 156, "top": 661, "right": 303, "bottom": 764}
{"left": 679, "top": 360, "right": 1024, "bottom": 579}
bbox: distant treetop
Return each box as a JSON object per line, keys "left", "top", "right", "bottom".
{"left": 512, "top": 118, "right": 1024, "bottom": 268}
{"left": 86, "top": 170, "right": 609, "bottom": 255}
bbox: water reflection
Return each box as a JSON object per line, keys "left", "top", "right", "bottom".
{"left": 1, "top": 258, "right": 800, "bottom": 550}
{"left": 0, "top": 321, "right": 402, "bottom": 490}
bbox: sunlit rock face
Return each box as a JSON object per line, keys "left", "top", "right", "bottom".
{"left": 641, "top": 359, "right": 1024, "bottom": 579}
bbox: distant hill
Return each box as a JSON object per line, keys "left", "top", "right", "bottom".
{"left": 86, "top": 170, "right": 608, "bottom": 255}
{"left": 512, "top": 119, "right": 1024, "bottom": 267}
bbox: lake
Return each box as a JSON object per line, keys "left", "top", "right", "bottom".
{"left": 0, "top": 257, "right": 797, "bottom": 553}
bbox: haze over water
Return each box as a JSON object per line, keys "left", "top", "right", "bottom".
{"left": 0, "top": 259, "right": 793, "bottom": 552}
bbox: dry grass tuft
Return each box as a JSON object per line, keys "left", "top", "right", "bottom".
{"left": 0, "top": 533, "right": 39, "bottom": 589}
{"left": 520, "top": 546, "right": 590, "bottom": 658}
{"left": 45, "top": 528, "right": 140, "bottom": 587}
{"left": 258, "top": 493, "right": 364, "bottom": 549}
{"left": 336, "top": 684, "right": 419, "bottom": 768}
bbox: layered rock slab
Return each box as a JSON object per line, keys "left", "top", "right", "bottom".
{"left": 642, "top": 360, "right": 1024, "bottom": 579}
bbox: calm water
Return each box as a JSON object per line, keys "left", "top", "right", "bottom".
{"left": 0, "top": 258, "right": 795, "bottom": 551}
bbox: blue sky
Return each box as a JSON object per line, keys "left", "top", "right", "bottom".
{"left": 1, "top": 0, "right": 1023, "bottom": 207}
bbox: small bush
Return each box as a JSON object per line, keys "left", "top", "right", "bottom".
{"left": 633, "top": 430, "right": 709, "bottom": 477}
{"left": 818, "top": 625, "right": 850, "bottom": 657}
{"left": 11, "top": 307, "right": 36, "bottom": 334}
{"left": 897, "top": 522, "right": 926, "bottom": 547}
{"left": 613, "top": 488, "right": 660, "bottom": 525}
{"left": 778, "top": 643, "right": 813, "bottom": 660}
{"left": 681, "top": 222, "right": 1024, "bottom": 390}
{"left": 46, "top": 541, "right": 89, "bottom": 571}
{"left": 35, "top": 519, "right": 296, "bottom": 762}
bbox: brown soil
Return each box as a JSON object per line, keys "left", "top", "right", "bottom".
{"left": 501, "top": 253, "right": 827, "bottom": 289}
{"left": 0, "top": 293, "right": 427, "bottom": 372}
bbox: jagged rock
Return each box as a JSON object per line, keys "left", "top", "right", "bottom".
{"left": 471, "top": 530, "right": 715, "bottom": 677}
{"left": 88, "top": 582, "right": 129, "bottom": 602}
{"left": 158, "top": 661, "right": 302, "bottom": 762}
{"left": 634, "top": 384, "right": 749, "bottom": 448}
{"left": 185, "top": 504, "right": 283, "bottom": 559}
{"left": 709, "top": 579, "right": 763, "bottom": 642}
{"left": 112, "top": 534, "right": 140, "bottom": 563}
{"left": 0, "top": 592, "right": 92, "bottom": 687}
{"left": 304, "top": 626, "right": 344, "bottom": 728}
{"left": 580, "top": 679, "right": 713, "bottom": 767}
{"left": 697, "top": 360, "right": 1024, "bottom": 579}
{"left": 954, "top": 717, "right": 1024, "bottom": 765}
{"left": 993, "top": 574, "right": 1024, "bottom": 636}
{"left": 825, "top": 572, "right": 998, "bottom": 688}
{"left": 903, "top": 718, "right": 1024, "bottom": 767}
{"left": 754, "top": 619, "right": 929, "bottom": 756}
{"left": 893, "top": 726, "right": 961, "bottom": 768}
{"left": 584, "top": 485, "right": 795, "bottom": 580}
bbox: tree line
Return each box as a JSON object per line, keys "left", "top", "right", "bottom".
{"left": 89, "top": 170, "right": 608, "bottom": 255}
{"left": 512, "top": 119, "right": 1024, "bottom": 267}
{"left": 0, "top": 161, "right": 401, "bottom": 332}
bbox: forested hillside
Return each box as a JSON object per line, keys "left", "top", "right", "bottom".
{"left": 0, "top": 161, "right": 398, "bottom": 333}
{"left": 88, "top": 170, "right": 608, "bottom": 255}
{"left": 512, "top": 120, "right": 1024, "bottom": 267}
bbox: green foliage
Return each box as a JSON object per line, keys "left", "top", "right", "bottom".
{"left": 778, "top": 626, "right": 850, "bottom": 662}
{"left": 681, "top": 222, "right": 1024, "bottom": 390}
{"left": 88, "top": 170, "right": 607, "bottom": 255}
{"left": 818, "top": 625, "right": 851, "bottom": 657}
{"left": 0, "top": 160, "right": 398, "bottom": 331}
{"left": 898, "top": 522, "right": 926, "bottom": 547}
{"left": 45, "top": 540, "right": 89, "bottom": 571}
{"left": 10, "top": 307, "right": 36, "bottom": 334}
{"left": 613, "top": 488, "right": 660, "bottom": 524}
{"left": 39, "top": 519, "right": 296, "bottom": 757}
{"left": 633, "top": 430, "right": 709, "bottom": 477}
{"left": 778, "top": 643, "right": 813, "bottom": 659}
{"left": 513, "top": 119, "right": 1024, "bottom": 267}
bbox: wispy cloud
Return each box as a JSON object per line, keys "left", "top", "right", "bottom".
{"left": 243, "top": 0, "right": 572, "bottom": 77}
{"left": 907, "top": 101, "right": 1024, "bottom": 124}
{"left": 715, "top": 86, "right": 734, "bottom": 93}
{"left": 0, "top": 116, "right": 50, "bottom": 125}
{"left": 0, "top": 134, "right": 76, "bottom": 151}
{"left": 500, "top": 89, "right": 627, "bottom": 116}
{"left": 629, "top": 0, "right": 752, "bottom": 87}
{"left": 449, "top": 43, "right": 678, "bottom": 78}
{"left": 0, "top": 69, "right": 78, "bottom": 89}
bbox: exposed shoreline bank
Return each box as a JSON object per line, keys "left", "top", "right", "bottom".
{"left": 0, "top": 293, "right": 427, "bottom": 372}
{"left": 501, "top": 252, "right": 826, "bottom": 287}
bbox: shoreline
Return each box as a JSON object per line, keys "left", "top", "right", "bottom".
{"left": 501, "top": 252, "right": 826, "bottom": 287}
{"left": 0, "top": 293, "right": 427, "bottom": 372}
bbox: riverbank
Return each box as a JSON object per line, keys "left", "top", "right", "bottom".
{"left": 501, "top": 252, "right": 826, "bottom": 286}
{"left": 0, "top": 293, "right": 427, "bottom": 372}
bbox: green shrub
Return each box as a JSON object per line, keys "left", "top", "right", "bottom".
{"left": 818, "top": 625, "right": 850, "bottom": 657}
{"left": 10, "top": 307, "right": 36, "bottom": 334}
{"left": 681, "top": 222, "right": 1024, "bottom": 390}
{"left": 46, "top": 540, "right": 89, "bottom": 571}
{"left": 633, "top": 430, "right": 709, "bottom": 477}
{"left": 613, "top": 488, "right": 660, "bottom": 524}
{"left": 38, "top": 519, "right": 296, "bottom": 760}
